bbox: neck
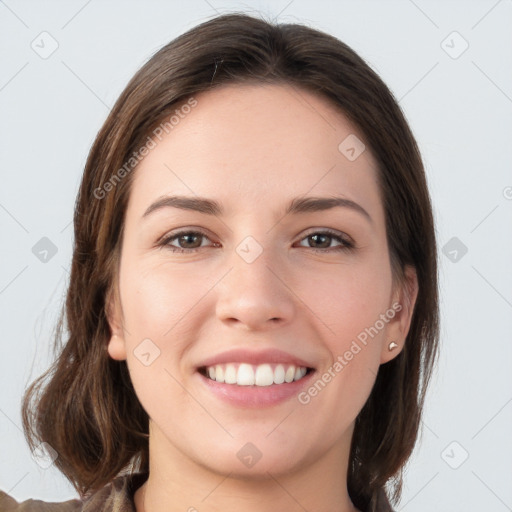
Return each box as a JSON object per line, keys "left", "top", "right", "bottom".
{"left": 134, "top": 422, "right": 359, "bottom": 512}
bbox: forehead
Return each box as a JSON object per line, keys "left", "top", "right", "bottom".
{"left": 128, "top": 83, "right": 382, "bottom": 219}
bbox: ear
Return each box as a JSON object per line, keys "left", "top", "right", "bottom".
{"left": 380, "top": 265, "right": 418, "bottom": 364}
{"left": 105, "top": 285, "right": 127, "bottom": 361}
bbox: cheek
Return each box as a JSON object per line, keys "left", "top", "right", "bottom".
{"left": 293, "top": 262, "right": 391, "bottom": 421}
{"left": 118, "top": 258, "right": 222, "bottom": 410}
{"left": 297, "top": 259, "right": 392, "bottom": 346}
{"left": 119, "top": 261, "right": 205, "bottom": 418}
{"left": 120, "top": 259, "right": 213, "bottom": 342}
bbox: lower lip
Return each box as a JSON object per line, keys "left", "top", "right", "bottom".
{"left": 196, "top": 370, "right": 315, "bottom": 408}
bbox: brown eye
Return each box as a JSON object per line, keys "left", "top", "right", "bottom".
{"left": 161, "top": 230, "right": 214, "bottom": 252}
{"left": 306, "top": 233, "right": 333, "bottom": 249}
{"left": 297, "top": 230, "right": 354, "bottom": 252}
{"left": 174, "top": 233, "right": 204, "bottom": 249}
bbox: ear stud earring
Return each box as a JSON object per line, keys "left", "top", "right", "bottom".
{"left": 388, "top": 341, "right": 398, "bottom": 351}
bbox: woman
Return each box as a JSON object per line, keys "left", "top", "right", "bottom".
{"left": 1, "top": 12, "right": 439, "bottom": 512}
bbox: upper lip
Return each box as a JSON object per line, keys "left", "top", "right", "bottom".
{"left": 196, "top": 348, "right": 315, "bottom": 369}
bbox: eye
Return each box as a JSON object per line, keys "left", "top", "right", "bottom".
{"left": 159, "top": 228, "right": 355, "bottom": 254}
{"left": 160, "top": 230, "right": 216, "bottom": 253}
{"left": 296, "top": 229, "right": 354, "bottom": 252}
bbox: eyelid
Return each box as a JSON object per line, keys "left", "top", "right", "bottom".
{"left": 158, "top": 229, "right": 217, "bottom": 251}
{"left": 300, "top": 227, "right": 354, "bottom": 244}
{"left": 157, "top": 225, "right": 215, "bottom": 244}
{"left": 295, "top": 228, "right": 355, "bottom": 252}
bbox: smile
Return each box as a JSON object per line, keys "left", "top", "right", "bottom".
{"left": 198, "top": 363, "right": 311, "bottom": 386}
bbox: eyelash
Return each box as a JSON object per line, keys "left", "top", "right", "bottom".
{"left": 159, "top": 228, "right": 355, "bottom": 254}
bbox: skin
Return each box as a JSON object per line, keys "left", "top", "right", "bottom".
{"left": 106, "top": 83, "right": 418, "bottom": 512}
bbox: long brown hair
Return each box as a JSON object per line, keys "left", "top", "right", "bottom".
{"left": 22, "top": 12, "right": 439, "bottom": 511}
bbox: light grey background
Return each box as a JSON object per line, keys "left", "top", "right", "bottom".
{"left": 1, "top": 1, "right": 511, "bottom": 511}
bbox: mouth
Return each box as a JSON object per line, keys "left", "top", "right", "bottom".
{"left": 198, "top": 363, "right": 314, "bottom": 386}
{"left": 194, "top": 348, "right": 317, "bottom": 407}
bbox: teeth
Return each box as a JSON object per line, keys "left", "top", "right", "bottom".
{"left": 204, "top": 363, "right": 309, "bottom": 386}
{"left": 224, "top": 364, "right": 237, "bottom": 384}
{"left": 255, "top": 364, "right": 274, "bottom": 386}
{"left": 237, "top": 363, "right": 255, "bottom": 386}
{"left": 294, "top": 367, "right": 307, "bottom": 381}
{"left": 274, "top": 364, "right": 285, "bottom": 384}
{"left": 284, "top": 366, "right": 295, "bottom": 383}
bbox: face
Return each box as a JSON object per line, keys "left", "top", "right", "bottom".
{"left": 107, "top": 83, "right": 417, "bottom": 478}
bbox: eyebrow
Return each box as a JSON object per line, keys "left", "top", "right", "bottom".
{"left": 142, "top": 195, "right": 372, "bottom": 224}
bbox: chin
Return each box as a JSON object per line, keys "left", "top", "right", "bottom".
{"left": 179, "top": 429, "right": 316, "bottom": 479}
{"left": 201, "top": 449, "right": 306, "bottom": 480}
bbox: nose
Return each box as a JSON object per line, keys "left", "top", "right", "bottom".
{"left": 215, "top": 246, "right": 296, "bottom": 331}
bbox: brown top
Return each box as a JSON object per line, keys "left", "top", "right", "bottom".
{"left": 0, "top": 473, "right": 148, "bottom": 512}
{"left": 1, "top": 473, "right": 394, "bottom": 512}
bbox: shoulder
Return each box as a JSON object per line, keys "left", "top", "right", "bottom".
{"left": 0, "top": 490, "right": 81, "bottom": 512}
{"left": 0, "top": 473, "right": 148, "bottom": 512}
{"left": 81, "top": 472, "right": 147, "bottom": 512}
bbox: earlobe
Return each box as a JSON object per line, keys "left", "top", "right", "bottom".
{"left": 380, "top": 265, "right": 418, "bottom": 364}
{"left": 107, "top": 333, "right": 127, "bottom": 361}
{"left": 380, "top": 338, "right": 403, "bottom": 364}
{"left": 105, "top": 286, "right": 127, "bottom": 361}
{"left": 388, "top": 341, "right": 398, "bottom": 351}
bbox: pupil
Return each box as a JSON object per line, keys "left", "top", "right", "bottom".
{"left": 181, "top": 234, "right": 200, "bottom": 248}
{"left": 310, "top": 234, "right": 330, "bottom": 248}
